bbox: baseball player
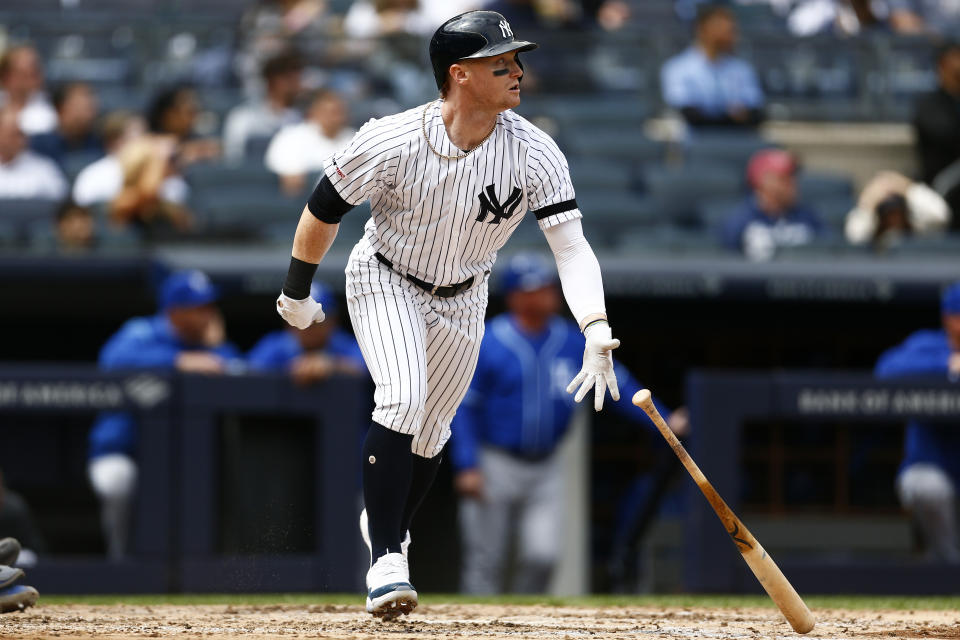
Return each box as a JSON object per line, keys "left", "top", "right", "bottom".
{"left": 875, "top": 281, "right": 960, "bottom": 561}
{"left": 451, "top": 253, "right": 684, "bottom": 594}
{"left": 276, "top": 11, "right": 621, "bottom": 619}
{"left": 248, "top": 281, "right": 366, "bottom": 383}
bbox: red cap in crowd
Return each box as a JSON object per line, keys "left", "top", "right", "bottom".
{"left": 746, "top": 149, "right": 796, "bottom": 188}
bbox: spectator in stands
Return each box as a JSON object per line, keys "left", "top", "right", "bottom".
{"left": 913, "top": 41, "right": 960, "bottom": 227}
{"left": 721, "top": 149, "right": 825, "bottom": 261}
{"left": 0, "top": 108, "right": 67, "bottom": 200}
{"left": 845, "top": 171, "right": 951, "bottom": 250}
{"left": 29, "top": 83, "right": 103, "bottom": 169}
{"left": 73, "top": 111, "right": 146, "bottom": 207}
{"left": 248, "top": 281, "right": 365, "bottom": 384}
{"left": 0, "top": 469, "right": 45, "bottom": 566}
{"left": 875, "top": 281, "right": 960, "bottom": 562}
{"left": 222, "top": 50, "right": 303, "bottom": 164}
{"left": 265, "top": 89, "right": 355, "bottom": 196}
{"left": 784, "top": 0, "right": 888, "bottom": 37}
{"left": 146, "top": 84, "right": 220, "bottom": 167}
{"left": 889, "top": 0, "right": 960, "bottom": 36}
{"left": 88, "top": 270, "right": 243, "bottom": 560}
{"left": 450, "top": 253, "right": 686, "bottom": 594}
{"left": 484, "top": 0, "right": 582, "bottom": 28}
{"left": 238, "top": 0, "right": 332, "bottom": 99}
{"left": 54, "top": 200, "right": 97, "bottom": 252}
{"left": 660, "top": 4, "right": 765, "bottom": 129}
{"left": 0, "top": 44, "right": 56, "bottom": 136}
{"left": 344, "top": 0, "right": 433, "bottom": 37}
{"left": 109, "top": 133, "right": 194, "bottom": 237}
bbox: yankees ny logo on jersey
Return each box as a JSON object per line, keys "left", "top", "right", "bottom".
{"left": 499, "top": 20, "right": 513, "bottom": 38}
{"left": 476, "top": 184, "right": 522, "bottom": 225}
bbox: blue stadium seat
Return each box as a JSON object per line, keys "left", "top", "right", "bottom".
{"left": 566, "top": 128, "right": 664, "bottom": 164}
{"left": 568, "top": 159, "right": 634, "bottom": 191}
{"left": 797, "top": 171, "right": 854, "bottom": 200}
{"left": 696, "top": 197, "right": 745, "bottom": 232}
{"left": 185, "top": 161, "right": 278, "bottom": 192}
{"left": 683, "top": 134, "right": 775, "bottom": 171}
{"left": 642, "top": 166, "right": 744, "bottom": 226}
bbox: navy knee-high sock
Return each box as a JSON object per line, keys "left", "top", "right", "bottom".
{"left": 362, "top": 422, "right": 413, "bottom": 561}
{"left": 400, "top": 452, "right": 443, "bottom": 534}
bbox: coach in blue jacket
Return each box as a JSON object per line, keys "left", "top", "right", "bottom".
{"left": 450, "top": 253, "right": 687, "bottom": 594}
{"left": 87, "top": 269, "right": 242, "bottom": 559}
{"left": 248, "top": 282, "right": 365, "bottom": 383}
{"left": 876, "top": 281, "right": 960, "bottom": 561}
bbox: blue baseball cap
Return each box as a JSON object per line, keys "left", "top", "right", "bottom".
{"left": 942, "top": 282, "right": 960, "bottom": 314}
{"left": 159, "top": 269, "right": 218, "bottom": 311}
{"left": 499, "top": 253, "right": 556, "bottom": 294}
{"left": 310, "top": 281, "right": 336, "bottom": 315}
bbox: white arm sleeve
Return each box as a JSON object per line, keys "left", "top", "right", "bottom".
{"left": 543, "top": 218, "right": 606, "bottom": 326}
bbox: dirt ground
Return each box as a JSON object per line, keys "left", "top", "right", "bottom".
{"left": 0, "top": 603, "right": 957, "bottom": 640}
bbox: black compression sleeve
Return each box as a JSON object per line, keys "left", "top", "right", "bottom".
{"left": 282, "top": 256, "right": 318, "bottom": 300}
{"left": 307, "top": 175, "right": 355, "bottom": 223}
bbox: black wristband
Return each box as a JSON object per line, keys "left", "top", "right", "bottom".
{"left": 282, "top": 256, "right": 318, "bottom": 300}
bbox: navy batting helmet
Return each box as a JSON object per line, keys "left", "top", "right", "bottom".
{"left": 429, "top": 11, "right": 538, "bottom": 91}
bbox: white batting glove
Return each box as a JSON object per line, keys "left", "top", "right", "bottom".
{"left": 276, "top": 292, "right": 325, "bottom": 329}
{"left": 567, "top": 321, "right": 621, "bottom": 412}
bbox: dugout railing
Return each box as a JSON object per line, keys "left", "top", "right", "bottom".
{"left": 686, "top": 371, "right": 960, "bottom": 594}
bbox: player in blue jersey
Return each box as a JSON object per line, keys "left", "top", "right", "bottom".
{"left": 87, "top": 270, "right": 242, "bottom": 559}
{"left": 449, "top": 253, "right": 688, "bottom": 593}
{"left": 248, "top": 282, "right": 365, "bottom": 383}
{"left": 876, "top": 281, "right": 960, "bottom": 561}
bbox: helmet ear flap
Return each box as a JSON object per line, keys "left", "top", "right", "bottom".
{"left": 516, "top": 53, "right": 525, "bottom": 83}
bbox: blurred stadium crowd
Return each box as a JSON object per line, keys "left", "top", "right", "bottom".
{"left": 2, "top": 0, "right": 960, "bottom": 258}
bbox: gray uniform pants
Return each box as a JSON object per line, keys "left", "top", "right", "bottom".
{"left": 896, "top": 463, "right": 959, "bottom": 561}
{"left": 459, "top": 447, "right": 563, "bottom": 594}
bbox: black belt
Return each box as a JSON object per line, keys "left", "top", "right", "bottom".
{"left": 374, "top": 252, "right": 476, "bottom": 298}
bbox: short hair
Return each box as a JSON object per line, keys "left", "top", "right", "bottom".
{"left": 147, "top": 83, "right": 194, "bottom": 133}
{"left": 695, "top": 3, "right": 733, "bottom": 28}
{"left": 261, "top": 49, "right": 304, "bottom": 81}
{"left": 55, "top": 199, "right": 91, "bottom": 223}
{"left": 308, "top": 87, "right": 339, "bottom": 106}
{"left": 51, "top": 82, "right": 89, "bottom": 112}
{"left": 0, "top": 43, "right": 37, "bottom": 79}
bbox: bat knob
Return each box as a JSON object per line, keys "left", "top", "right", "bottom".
{"left": 632, "top": 389, "right": 652, "bottom": 408}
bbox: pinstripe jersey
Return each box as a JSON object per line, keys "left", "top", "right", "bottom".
{"left": 324, "top": 100, "right": 581, "bottom": 286}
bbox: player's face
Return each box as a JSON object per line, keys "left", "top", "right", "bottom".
{"left": 167, "top": 303, "right": 219, "bottom": 345}
{"left": 508, "top": 285, "right": 561, "bottom": 324}
{"left": 464, "top": 51, "right": 524, "bottom": 110}
{"left": 944, "top": 313, "right": 960, "bottom": 351}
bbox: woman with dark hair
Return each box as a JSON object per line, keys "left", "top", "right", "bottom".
{"left": 146, "top": 84, "right": 220, "bottom": 165}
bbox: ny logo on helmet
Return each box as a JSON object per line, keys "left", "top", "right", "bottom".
{"left": 499, "top": 20, "right": 513, "bottom": 38}
{"left": 476, "top": 184, "right": 522, "bottom": 225}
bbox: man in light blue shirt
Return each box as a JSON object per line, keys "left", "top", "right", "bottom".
{"left": 660, "top": 4, "right": 765, "bottom": 128}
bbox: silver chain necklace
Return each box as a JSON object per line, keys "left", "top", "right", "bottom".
{"left": 421, "top": 100, "right": 497, "bottom": 161}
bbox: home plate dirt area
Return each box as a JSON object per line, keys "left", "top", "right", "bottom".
{"left": 1, "top": 603, "right": 959, "bottom": 640}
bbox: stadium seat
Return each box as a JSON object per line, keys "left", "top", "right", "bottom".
{"left": 683, "top": 134, "right": 776, "bottom": 171}
{"left": 797, "top": 171, "right": 854, "bottom": 200}
{"left": 642, "top": 166, "right": 744, "bottom": 226}
{"left": 568, "top": 159, "right": 635, "bottom": 191}
{"left": 566, "top": 128, "right": 664, "bottom": 164}
{"left": 696, "top": 197, "right": 745, "bottom": 233}
{"left": 185, "top": 161, "right": 279, "bottom": 192}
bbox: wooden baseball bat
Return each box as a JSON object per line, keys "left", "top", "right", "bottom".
{"left": 632, "top": 389, "right": 815, "bottom": 634}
